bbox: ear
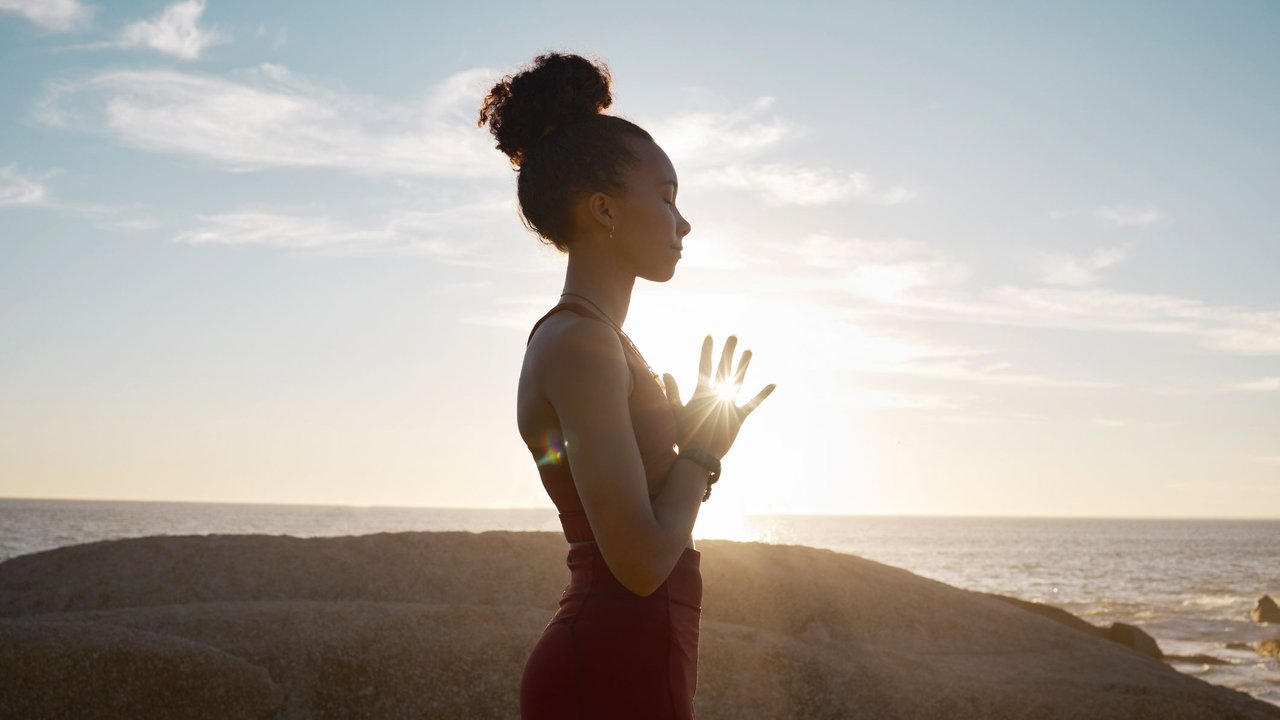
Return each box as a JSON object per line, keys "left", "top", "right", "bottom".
{"left": 585, "top": 191, "right": 615, "bottom": 231}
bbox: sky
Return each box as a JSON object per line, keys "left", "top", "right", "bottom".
{"left": 1, "top": 0, "right": 1277, "bottom": 526}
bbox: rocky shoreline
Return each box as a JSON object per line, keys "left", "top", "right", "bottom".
{"left": 1, "top": 530, "right": 1277, "bottom": 719}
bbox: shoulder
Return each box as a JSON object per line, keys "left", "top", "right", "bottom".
{"left": 530, "top": 311, "right": 634, "bottom": 400}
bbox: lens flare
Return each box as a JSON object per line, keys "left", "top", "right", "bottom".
{"left": 534, "top": 432, "right": 566, "bottom": 467}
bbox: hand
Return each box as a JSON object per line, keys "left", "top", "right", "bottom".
{"left": 662, "top": 334, "right": 776, "bottom": 460}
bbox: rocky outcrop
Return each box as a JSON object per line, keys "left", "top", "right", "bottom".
{"left": 983, "top": 592, "right": 1164, "bottom": 659}
{"left": 1, "top": 531, "right": 1278, "bottom": 720}
{"left": 1252, "top": 594, "right": 1280, "bottom": 624}
{"left": 0, "top": 618, "right": 283, "bottom": 720}
{"left": 1108, "top": 621, "right": 1164, "bottom": 659}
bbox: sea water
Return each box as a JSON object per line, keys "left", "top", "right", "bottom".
{"left": 1, "top": 498, "right": 1277, "bottom": 707}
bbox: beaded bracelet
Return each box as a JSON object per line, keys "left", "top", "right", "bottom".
{"left": 677, "top": 447, "right": 721, "bottom": 502}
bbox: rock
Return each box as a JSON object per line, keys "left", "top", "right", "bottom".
{"left": 1254, "top": 639, "right": 1280, "bottom": 660}
{"left": 0, "top": 618, "right": 282, "bottom": 720}
{"left": 982, "top": 592, "right": 1108, "bottom": 640}
{"left": 1251, "top": 595, "right": 1280, "bottom": 624}
{"left": 983, "top": 593, "right": 1165, "bottom": 660}
{"left": 1, "top": 531, "right": 1278, "bottom": 720}
{"left": 1164, "top": 654, "right": 1231, "bottom": 666}
{"left": 1108, "top": 622, "right": 1164, "bottom": 659}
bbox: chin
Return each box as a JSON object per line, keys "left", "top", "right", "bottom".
{"left": 641, "top": 264, "right": 679, "bottom": 283}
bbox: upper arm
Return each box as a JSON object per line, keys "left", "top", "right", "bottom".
{"left": 540, "top": 318, "right": 660, "bottom": 595}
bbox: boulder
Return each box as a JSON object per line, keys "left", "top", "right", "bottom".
{"left": 0, "top": 618, "right": 282, "bottom": 720}
{"left": 1251, "top": 595, "right": 1280, "bottom": 624}
{"left": 1108, "top": 621, "right": 1164, "bottom": 659}
{"left": 1, "top": 531, "right": 1277, "bottom": 720}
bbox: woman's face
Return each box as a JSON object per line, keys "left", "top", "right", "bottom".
{"left": 613, "top": 139, "right": 691, "bottom": 282}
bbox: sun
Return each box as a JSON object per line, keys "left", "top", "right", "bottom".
{"left": 713, "top": 382, "right": 737, "bottom": 401}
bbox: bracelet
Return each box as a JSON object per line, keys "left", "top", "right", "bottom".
{"left": 677, "top": 447, "right": 721, "bottom": 502}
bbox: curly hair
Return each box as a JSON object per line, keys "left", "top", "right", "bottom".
{"left": 477, "top": 51, "right": 654, "bottom": 252}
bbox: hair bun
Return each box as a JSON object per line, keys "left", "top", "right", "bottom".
{"left": 478, "top": 52, "right": 614, "bottom": 167}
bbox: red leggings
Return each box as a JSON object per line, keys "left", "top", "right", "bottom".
{"left": 520, "top": 543, "right": 703, "bottom": 719}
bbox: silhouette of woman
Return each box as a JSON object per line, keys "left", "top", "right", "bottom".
{"left": 478, "top": 51, "right": 776, "bottom": 719}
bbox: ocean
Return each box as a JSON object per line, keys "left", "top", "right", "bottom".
{"left": 1, "top": 498, "right": 1277, "bottom": 707}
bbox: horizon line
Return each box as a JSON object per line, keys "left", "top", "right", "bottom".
{"left": 2, "top": 496, "right": 1276, "bottom": 522}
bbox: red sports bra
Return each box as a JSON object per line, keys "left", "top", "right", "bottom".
{"left": 525, "top": 302, "right": 679, "bottom": 543}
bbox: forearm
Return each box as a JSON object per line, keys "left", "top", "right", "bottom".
{"left": 648, "top": 454, "right": 712, "bottom": 585}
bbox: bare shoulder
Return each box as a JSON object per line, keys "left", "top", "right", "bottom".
{"left": 527, "top": 312, "right": 632, "bottom": 399}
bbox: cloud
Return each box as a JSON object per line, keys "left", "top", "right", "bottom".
{"left": 1229, "top": 377, "right": 1280, "bottom": 392}
{"left": 118, "top": 0, "right": 226, "bottom": 60}
{"left": 170, "top": 201, "right": 511, "bottom": 266}
{"left": 36, "top": 68, "right": 912, "bottom": 209}
{"left": 759, "top": 234, "right": 970, "bottom": 301}
{"left": 648, "top": 96, "right": 915, "bottom": 207}
{"left": 649, "top": 96, "right": 790, "bottom": 165}
{"left": 746, "top": 231, "right": 1280, "bottom": 357}
{"left": 0, "top": 0, "right": 94, "bottom": 32}
{"left": 1037, "top": 244, "right": 1129, "bottom": 286}
{"left": 696, "top": 163, "right": 915, "bottom": 207}
{"left": 0, "top": 164, "right": 47, "bottom": 206}
{"left": 890, "top": 284, "right": 1280, "bottom": 355}
{"left": 37, "top": 65, "right": 509, "bottom": 178}
{"left": 1096, "top": 204, "right": 1162, "bottom": 227}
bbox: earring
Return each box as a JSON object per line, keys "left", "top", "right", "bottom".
{"left": 609, "top": 225, "right": 615, "bottom": 240}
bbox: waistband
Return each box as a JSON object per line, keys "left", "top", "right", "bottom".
{"left": 564, "top": 542, "right": 702, "bottom": 610}
{"left": 559, "top": 510, "right": 593, "bottom": 543}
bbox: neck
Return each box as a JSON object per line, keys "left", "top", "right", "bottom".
{"left": 561, "top": 247, "right": 635, "bottom": 328}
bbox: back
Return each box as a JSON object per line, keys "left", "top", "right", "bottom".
{"left": 517, "top": 303, "right": 678, "bottom": 544}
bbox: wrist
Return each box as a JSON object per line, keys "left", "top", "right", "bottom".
{"left": 677, "top": 446, "right": 721, "bottom": 502}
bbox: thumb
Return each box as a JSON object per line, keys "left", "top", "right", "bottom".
{"left": 662, "top": 373, "right": 683, "bottom": 409}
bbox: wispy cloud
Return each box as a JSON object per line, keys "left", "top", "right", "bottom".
{"left": 37, "top": 65, "right": 507, "bottom": 178}
{"left": 171, "top": 201, "right": 511, "bottom": 266}
{"left": 887, "top": 284, "right": 1280, "bottom": 355}
{"left": 696, "top": 163, "right": 915, "bottom": 207}
{"left": 118, "top": 0, "right": 226, "bottom": 59}
{"left": 1036, "top": 244, "right": 1129, "bottom": 286}
{"left": 650, "top": 96, "right": 792, "bottom": 166}
{"left": 742, "top": 231, "right": 1280, "bottom": 357}
{"left": 759, "top": 234, "right": 969, "bottom": 301}
{"left": 36, "top": 68, "right": 910, "bottom": 211}
{"left": 0, "top": 0, "right": 94, "bottom": 32}
{"left": 651, "top": 97, "right": 915, "bottom": 207}
{"left": 1229, "top": 377, "right": 1280, "bottom": 392}
{"left": 0, "top": 163, "right": 47, "bottom": 206}
{"left": 1095, "top": 204, "right": 1162, "bottom": 227}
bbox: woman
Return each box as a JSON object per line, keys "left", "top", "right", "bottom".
{"left": 478, "top": 51, "right": 775, "bottom": 719}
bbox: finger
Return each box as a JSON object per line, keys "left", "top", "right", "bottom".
{"left": 731, "top": 349, "right": 752, "bottom": 390}
{"left": 698, "top": 335, "right": 713, "bottom": 387}
{"left": 717, "top": 334, "right": 738, "bottom": 385}
{"left": 737, "top": 383, "right": 776, "bottom": 418}
{"left": 662, "top": 373, "right": 683, "bottom": 410}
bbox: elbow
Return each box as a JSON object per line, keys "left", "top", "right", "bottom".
{"left": 622, "top": 578, "right": 660, "bottom": 598}
{"left": 607, "top": 552, "right": 665, "bottom": 598}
